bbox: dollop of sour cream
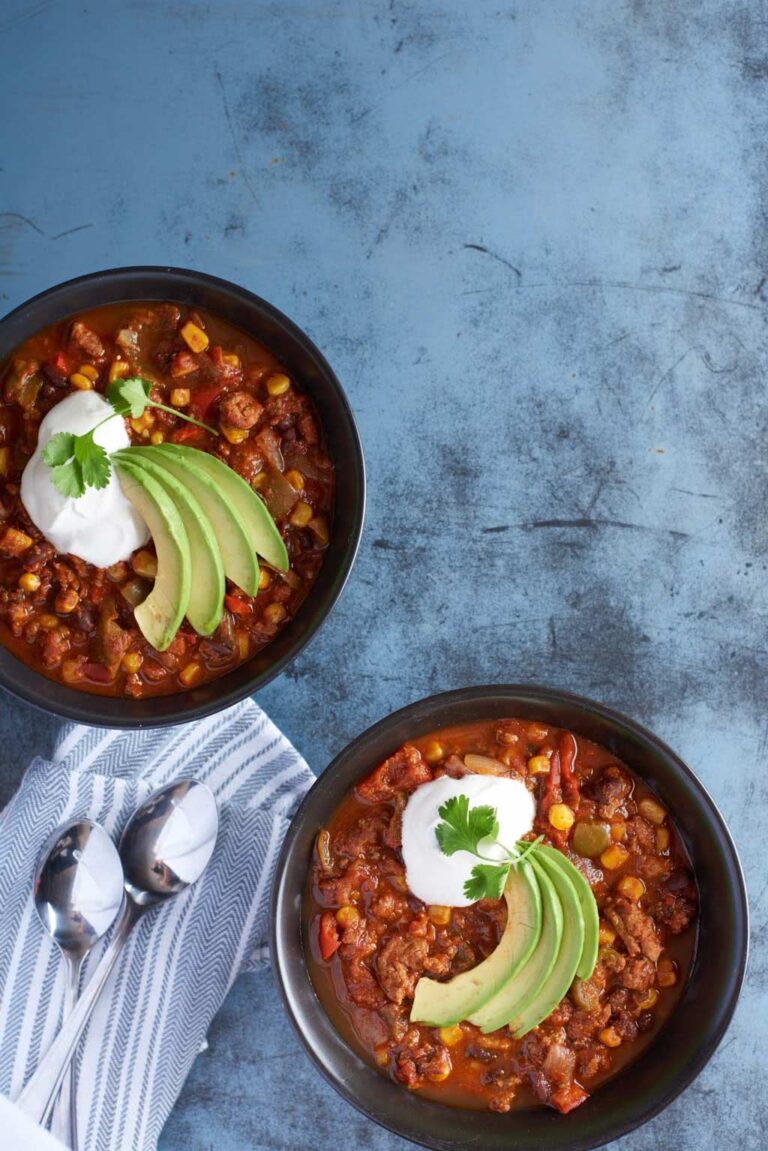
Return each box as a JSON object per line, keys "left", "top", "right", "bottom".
{"left": 21, "top": 391, "right": 149, "bottom": 567}
{"left": 401, "top": 774, "right": 536, "bottom": 907}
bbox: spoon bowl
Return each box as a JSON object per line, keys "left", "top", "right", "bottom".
{"left": 121, "top": 778, "right": 219, "bottom": 905}
{"left": 34, "top": 820, "right": 124, "bottom": 957}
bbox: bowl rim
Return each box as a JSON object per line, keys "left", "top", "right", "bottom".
{"left": 271, "top": 683, "right": 749, "bottom": 1151}
{"left": 0, "top": 265, "right": 366, "bottom": 726}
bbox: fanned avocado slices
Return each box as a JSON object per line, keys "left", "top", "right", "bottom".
{"left": 124, "top": 446, "right": 259, "bottom": 596}
{"left": 113, "top": 458, "right": 191, "bottom": 652}
{"left": 537, "top": 844, "right": 599, "bottom": 980}
{"left": 411, "top": 860, "right": 542, "bottom": 1027}
{"left": 122, "top": 453, "right": 225, "bottom": 637}
{"left": 469, "top": 858, "right": 564, "bottom": 1034}
{"left": 149, "top": 443, "right": 289, "bottom": 571}
{"left": 508, "top": 853, "right": 585, "bottom": 1038}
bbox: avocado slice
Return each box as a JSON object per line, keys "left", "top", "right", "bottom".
{"left": 538, "top": 844, "right": 599, "bottom": 980}
{"left": 508, "top": 853, "right": 585, "bottom": 1038}
{"left": 127, "top": 447, "right": 259, "bottom": 596}
{"left": 469, "top": 858, "right": 563, "bottom": 1034}
{"left": 114, "top": 458, "right": 191, "bottom": 652}
{"left": 122, "top": 453, "right": 225, "bottom": 637}
{"left": 151, "top": 443, "right": 289, "bottom": 571}
{"left": 410, "top": 860, "right": 542, "bottom": 1027}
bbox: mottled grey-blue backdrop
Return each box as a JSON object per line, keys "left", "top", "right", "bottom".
{"left": 0, "top": 1, "right": 763, "bottom": 1148}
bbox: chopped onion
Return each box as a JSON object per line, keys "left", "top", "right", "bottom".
{"left": 463, "top": 753, "right": 508, "bottom": 776}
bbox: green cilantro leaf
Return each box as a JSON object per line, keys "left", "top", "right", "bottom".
{"left": 74, "top": 434, "right": 110, "bottom": 490}
{"left": 49, "top": 458, "right": 84, "bottom": 498}
{"left": 107, "top": 376, "right": 152, "bottom": 418}
{"left": 435, "top": 795, "right": 499, "bottom": 857}
{"left": 464, "top": 863, "right": 510, "bottom": 902}
{"left": 42, "top": 432, "right": 76, "bottom": 468}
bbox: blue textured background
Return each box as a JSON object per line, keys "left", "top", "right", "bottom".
{"left": 0, "top": 1, "right": 763, "bottom": 1148}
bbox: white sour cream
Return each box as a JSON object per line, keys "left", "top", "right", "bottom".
{"left": 401, "top": 774, "right": 536, "bottom": 907}
{"left": 21, "top": 391, "right": 149, "bottom": 567}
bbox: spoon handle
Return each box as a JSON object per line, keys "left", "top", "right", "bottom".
{"left": 16, "top": 898, "right": 143, "bottom": 1128}
{"left": 49, "top": 954, "right": 82, "bottom": 1149}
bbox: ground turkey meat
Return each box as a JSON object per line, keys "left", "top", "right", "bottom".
{"left": 377, "top": 935, "right": 428, "bottom": 1004}
{"left": 69, "top": 321, "right": 106, "bottom": 361}
{"left": 219, "top": 390, "right": 263, "bottom": 429}
{"left": 621, "top": 956, "right": 656, "bottom": 991}
{"left": 604, "top": 896, "right": 662, "bottom": 962}
{"left": 356, "top": 744, "right": 432, "bottom": 803}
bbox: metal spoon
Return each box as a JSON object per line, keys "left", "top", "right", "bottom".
{"left": 33, "top": 820, "right": 124, "bottom": 1149}
{"left": 17, "top": 778, "right": 219, "bottom": 1128}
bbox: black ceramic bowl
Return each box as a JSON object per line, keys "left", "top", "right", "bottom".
{"left": 0, "top": 267, "right": 365, "bottom": 726}
{"left": 272, "top": 685, "right": 748, "bottom": 1151}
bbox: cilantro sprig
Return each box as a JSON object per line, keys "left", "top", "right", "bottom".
{"left": 435, "top": 794, "right": 543, "bottom": 901}
{"left": 42, "top": 376, "right": 218, "bottom": 498}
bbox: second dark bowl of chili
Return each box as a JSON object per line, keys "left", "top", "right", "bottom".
{"left": 0, "top": 267, "right": 365, "bottom": 725}
{"left": 271, "top": 685, "right": 748, "bottom": 1151}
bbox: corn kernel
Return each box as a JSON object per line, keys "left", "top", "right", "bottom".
{"left": 222, "top": 352, "right": 240, "bottom": 367}
{"left": 61, "top": 658, "right": 83, "bottom": 684}
{"left": 636, "top": 988, "right": 659, "bottom": 1010}
{"left": 266, "top": 372, "right": 291, "bottom": 396}
{"left": 285, "top": 469, "right": 305, "bottom": 490}
{"left": 258, "top": 568, "right": 272, "bottom": 591}
{"left": 548, "top": 803, "right": 575, "bottom": 831}
{"left": 656, "top": 827, "right": 670, "bottom": 852}
{"left": 179, "top": 661, "right": 202, "bottom": 687}
{"left": 424, "top": 739, "right": 444, "bottom": 765}
{"left": 438, "top": 1025, "right": 463, "bottom": 1047}
{"left": 55, "top": 589, "right": 79, "bottom": 614}
{"left": 657, "top": 958, "right": 677, "bottom": 987}
{"left": 0, "top": 446, "right": 9, "bottom": 476}
{"left": 374, "top": 1044, "right": 390, "bottom": 1067}
{"left": 290, "top": 501, "right": 314, "bottom": 528}
{"left": 600, "top": 844, "right": 630, "bottom": 870}
{"left": 130, "top": 412, "right": 155, "bottom": 434}
{"left": 617, "top": 875, "right": 645, "bottom": 901}
{"left": 264, "top": 602, "right": 287, "bottom": 626}
{"left": 109, "top": 360, "right": 129, "bottom": 383}
{"left": 132, "top": 550, "right": 157, "bottom": 579}
{"left": 150, "top": 431, "right": 165, "bottom": 445}
{"left": 599, "top": 1027, "right": 622, "bottom": 1048}
{"left": 0, "top": 527, "right": 32, "bottom": 553}
{"left": 39, "top": 613, "right": 59, "bottom": 630}
{"left": 428, "top": 905, "right": 451, "bottom": 926}
{"left": 236, "top": 630, "right": 250, "bottom": 659}
{"left": 251, "top": 471, "right": 267, "bottom": 489}
{"left": 170, "top": 387, "right": 190, "bottom": 408}
{"left": 69, "top": 372, "right": 93, "bottom": 391}
{"left": 528, "top": 754, "right": 551, "bottom": 775}
{"left": 598, "top": 924, "right": 616, "bottom": 946}
{"left": 335, "top": 905, "right": 359, "bottom": 928}
{"left": 639, "top": 797, "right": 667, "bottom": 826}
{"left": 221, "top": 422, "right": 249, "bottom": 444}
{"left": 77, "top": 363, "right": 99, "bottom": 381}
{"left": 122, "top": 652, "right": 143, "bottom": 674}
{"left": 180, "top": 321, "right": 209, "bottom": 353}
{"left": 611, "top": 818, "right": 626, "bottom": 841}
{"left": 18, "top": 572, "right": 41, "bottom": 592}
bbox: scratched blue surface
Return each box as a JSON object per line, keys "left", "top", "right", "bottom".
{"left": 0, "top": 1, "right": 764, "bottom": 1148}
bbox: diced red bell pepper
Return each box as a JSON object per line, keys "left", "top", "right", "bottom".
{"left": 188, "top": 382, "right": 226, "bottom": 420}
{"left": 318, "top": 911, "right": 340, "bottom": 960}
{"left": 224, "top": 592, "right": 252, "bottom": 617}
{"left": 170, "top": 423, "right": 209, "bottom": 445}
{"left": 559, "top": 732, "right": 580, "bottom": 806}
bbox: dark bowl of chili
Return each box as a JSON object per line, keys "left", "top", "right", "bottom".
{"left": 271, "top": 684, "right": 748, "bottom": 1151}
{"left": 0, "top": 267, "right": 365, "bottom": 725}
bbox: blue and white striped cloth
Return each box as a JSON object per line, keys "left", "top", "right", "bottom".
{"left": 0, "top": 700, "right": 314, "bottom": 1151}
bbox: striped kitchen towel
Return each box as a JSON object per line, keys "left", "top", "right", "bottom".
{"left": 0, "top": 700, "right": 314, "bottom": 1151}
